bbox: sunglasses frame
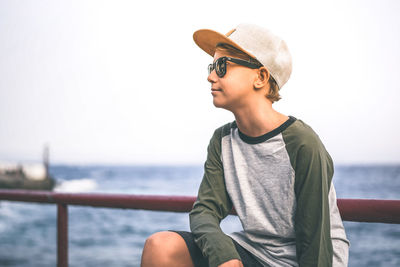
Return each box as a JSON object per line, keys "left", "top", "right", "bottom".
{"left": 208, "top": 56, "right": 262, "bottom": 78}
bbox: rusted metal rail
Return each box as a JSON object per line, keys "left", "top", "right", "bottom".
{"left": 0, "top": 189, "right": 399, "bottom": 267}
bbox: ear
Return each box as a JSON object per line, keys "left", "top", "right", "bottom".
{"left": 254, "top": 67, "right": 270, "bottom": 89}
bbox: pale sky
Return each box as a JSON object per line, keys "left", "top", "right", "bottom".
{"left": 0, "top": 0, "right": 399, "bottom": 165}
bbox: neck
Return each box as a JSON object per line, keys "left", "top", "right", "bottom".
{"left": 232, "top": 98, "right": 288, "bottom": 137}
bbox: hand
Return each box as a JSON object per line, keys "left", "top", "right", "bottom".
{"left": 218, "top": 259, "right": 244, "bottom": 267}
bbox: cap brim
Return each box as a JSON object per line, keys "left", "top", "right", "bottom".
{"left": 193, "top": 29, "right": 256, "bottom": 59}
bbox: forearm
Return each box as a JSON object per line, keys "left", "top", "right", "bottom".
{"left": 190, "top": 206, "right": 240, "bottom": 267}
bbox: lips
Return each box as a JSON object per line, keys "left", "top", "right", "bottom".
{"left": 211, "top": 88, "right": 222, "bottom": 92}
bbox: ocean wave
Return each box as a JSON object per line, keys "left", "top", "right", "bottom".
{"left": 0, "top": 202, "right": 18, "bottom": 218}
{"left": 0, "top": 202, "right": 27, "bottom": 233}
{"left": 54, "top": 178, "right": 98, "bottom": 193}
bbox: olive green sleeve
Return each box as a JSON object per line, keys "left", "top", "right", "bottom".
{"left": 189, "top": 125, "right": 241, "bottom": 267}
{"left": 283, "top": 121, "right": 334, "bottom": 267}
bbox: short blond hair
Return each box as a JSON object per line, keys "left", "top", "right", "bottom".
{"left": 215, "top": 43, "right": 281, "bottom": 103}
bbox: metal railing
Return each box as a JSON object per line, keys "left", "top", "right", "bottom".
{"left": 1, "top": 189, "right": 400, "bottom": 267}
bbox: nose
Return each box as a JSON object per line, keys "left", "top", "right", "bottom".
{"left": 207, "top": 69, "right": 217, "bottom": 84}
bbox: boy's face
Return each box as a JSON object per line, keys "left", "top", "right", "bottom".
{"left": 208, "top": 50, "right": 260, "bottom": 111}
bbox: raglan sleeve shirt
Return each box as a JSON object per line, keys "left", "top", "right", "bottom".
{"left": 189, "top": 126, "right": 241, "bottom": 267}
{"left": 190, "top": 119, "right": 348, "bottom": 267}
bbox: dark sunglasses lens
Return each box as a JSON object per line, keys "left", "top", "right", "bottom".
{"left": 216, "top": 58, "right": 226, "bottom": 77}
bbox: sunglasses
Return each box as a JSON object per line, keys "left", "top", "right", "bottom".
{"left": 208, "top": 56, "right": 262, "bottom": 78}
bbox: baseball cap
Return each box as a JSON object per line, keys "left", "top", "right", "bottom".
{"left": 193, "top": 24, "right": 292, "bottom": 89}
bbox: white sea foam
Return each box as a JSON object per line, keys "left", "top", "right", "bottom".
{"left": 54, "top": 178, "right": 98, "bottom": 193}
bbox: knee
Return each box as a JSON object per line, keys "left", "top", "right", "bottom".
{"left": 144, "top": 231, "right": 168, "bottom": 251}
{"left": 142, "top": 231, "right": 182, "bottom": 260}
{"left": 141, "top": 231, "right": 193, "bottom": 267}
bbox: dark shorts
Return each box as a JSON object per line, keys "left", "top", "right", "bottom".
{"left": 171, "top": 231, "right": 263, "bottom": 267}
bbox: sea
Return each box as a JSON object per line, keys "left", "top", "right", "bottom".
{"left": 0, "top": 164, "right": 399, "bottom": 267}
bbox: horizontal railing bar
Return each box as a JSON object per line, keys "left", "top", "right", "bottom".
{"left": 337, "top": 198, "right": 400, "bottom": 224}
{"left": 0, "top": 189, "right": 196, "bottom": 212}
{"left": 0, "top": 189, "right": 399, "bottom": 224}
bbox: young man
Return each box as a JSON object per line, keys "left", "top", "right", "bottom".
{"left": 141, "top": 24, "right": 349, "bottom": 267}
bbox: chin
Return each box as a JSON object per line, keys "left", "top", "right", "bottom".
{"left": 212, "top": 99, "right": 224, "bottom": 108}
{"left": 212, "top": 100, "right": 231, "bottom": 111}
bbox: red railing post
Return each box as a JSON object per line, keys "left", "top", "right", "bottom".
{"left": 57, "top": 203, "right": 68, "bottom": 267}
